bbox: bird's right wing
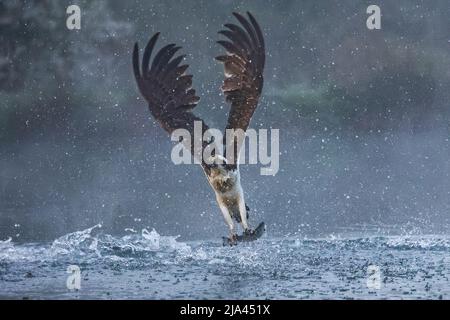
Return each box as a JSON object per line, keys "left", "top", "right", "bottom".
{"left": 133, "top": 33, "right": 213, "bottom": 167}
{"left": 216, "top": 12, "right": 265, "bottom": 169}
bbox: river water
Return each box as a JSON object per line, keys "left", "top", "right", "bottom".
{"left": 0, "top": 225, "right": 449, "bottom": 299}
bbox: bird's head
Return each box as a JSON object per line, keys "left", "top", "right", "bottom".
{"left": 206, "top": 154, "right": 228, "bottom": 177}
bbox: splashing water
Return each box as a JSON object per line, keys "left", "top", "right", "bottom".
{"left": 1, "top": 225, "right": 449, "bottom": 299}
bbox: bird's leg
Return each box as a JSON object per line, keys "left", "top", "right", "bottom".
{"left": 238, "top": 200, "right": 253, "bottom": 234}
{"left": 220, "top": 205, "right": 237, "bottom": 245}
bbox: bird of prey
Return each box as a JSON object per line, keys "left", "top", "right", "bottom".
{"left": 132, "top": 12, "right": 265, "bottom": 245}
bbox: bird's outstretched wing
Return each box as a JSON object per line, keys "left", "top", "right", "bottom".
{"left": 216, "top": 12, "right": 265, "bottom": 168}
{"left": 133, "top": 33, "right": 212, "bottom": 167}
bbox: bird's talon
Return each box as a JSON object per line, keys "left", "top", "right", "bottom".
{"left": 244, "top": 229, "right": 255, "bottom": 236}
{"left": 228, "top": 234, "right": 238, "bottom": 246}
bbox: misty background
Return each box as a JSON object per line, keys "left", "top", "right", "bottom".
{"left": 1, "top": 0, "right": 450, "bottom": 242}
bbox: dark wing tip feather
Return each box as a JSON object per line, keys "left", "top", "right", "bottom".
{"left": 217, "top": 40, "right": 240, "bottom": 56}
{"left": 175, "top": 62, "right": 189, "bottom": 75}
{"left": 132, "top": 43, "right": 141, "bottom": 81}
{"left": 151, "top": 43, "right": 177, "bottom": 72}
{"left": 142, "top": 32, "right": 160, "bottom": 74}
{"left": 247, "top": 12, "right": 265, "bottom": 51}
{"left": 232, "top": 11, "right": 242, "bottom": 20}
{"left": 215, "top": 55, "right": 228, "bottom": 62}
{"left": 164, "top": 54, "right": 185, "bottom": 76}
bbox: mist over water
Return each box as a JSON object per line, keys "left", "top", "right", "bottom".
{"left": 1, "top": 0, "right": 450, "bottom": 243}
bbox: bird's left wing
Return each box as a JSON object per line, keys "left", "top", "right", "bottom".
{"left": 133, "top": 33, "right": 213, "bottom": 167}
{"left": 216, "top": 12, "right": 265, "bottom": 168}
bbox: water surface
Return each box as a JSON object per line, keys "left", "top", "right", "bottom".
{"left": 0, "top": 225, "right": 449, "bottom": 299}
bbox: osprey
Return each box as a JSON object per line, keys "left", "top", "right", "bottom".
{"left": 132, "top": 12, "right": 265, "bottom": 245}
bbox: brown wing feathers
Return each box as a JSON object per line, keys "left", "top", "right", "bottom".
{"left": 217, "top": 12, "right": 265, "bottom": 166}
{"left": 133, "top": 33, "right": 212, "bottom": 165}
{"left": 133, "top": 33, "right": 202, "bottom": 124}
{"left": 217, "top": 12, "right": 265, "bottom": 130}
{"left": 132, "top": 12, "right": 265, "bottom": 169}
